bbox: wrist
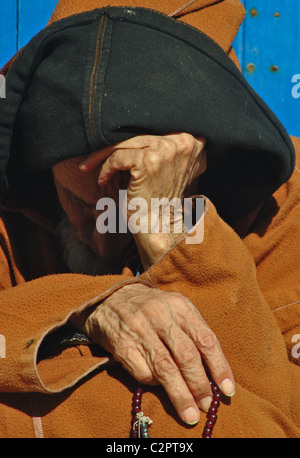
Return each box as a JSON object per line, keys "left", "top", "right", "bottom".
{"left": 134, "top": 227, "right": 185, "bottom": 270}
{"left": 127, "top": 196, "right": 186, "bottom": 269}
{"left": 69, "top": 305, "right": 98, "bottom": 334}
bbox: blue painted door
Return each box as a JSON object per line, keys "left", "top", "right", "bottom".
{"left": 233, "top": 0, "right": 300, "bottom": 137}
{"left": 0, "top": 0, "right": 300, "bottom": 136}
{"left": 18, "top": 0, "right": 58, "bottom": 49}
{"left": 0, "top": 1, "right": 18, "bottom": 68}
{"left": 0, "top": 0, "right": 57, "bottom": 66}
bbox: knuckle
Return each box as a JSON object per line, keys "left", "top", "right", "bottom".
{"left": 153, "top": 352, "right": 176, "bottom": 379}
{"left": 169, "top": 291, "right": 186, "bottom": 301}
{"left": 152, "top": 137, "right": 176, "bottom": 161}
{"left": 177, "top": 345, "right": 198, "bottom": 367}
{"left": 177, "top": 133, "right": 195, "bottom": 154}
{"left": 110, "top": 149, "right": 122, "bottom": 165}
{"left": 120, "top": 283, "right": 148, "bottom": 296}
{"left": 129, "top": 318, "right": 148, "bottom": 337}
{"left": 163, "top": 290, "right": 185, "bottom": 304}
{"left": 169, "top": 292, "right": 194, "bottom": 311}
{"left": 116, "top": 351, "right": 155, "bottom": 385}
{"left": 143, "top": 150, "right": 162, "bottom": 172}
{"left": 197, "top": 330, "right": 219, "bottom": 352}
{"left": 161, "top": 139, "right": 176, "bottom": 156}
{"left": 172, "top": 292, "right": 191, "bottom": 306}
{"left": 143, "top": 297, "right": 164, "bottom": 315}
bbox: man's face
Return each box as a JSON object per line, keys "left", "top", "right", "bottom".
{"left": 52, "top": 156, "right": 133, "bottom": 264}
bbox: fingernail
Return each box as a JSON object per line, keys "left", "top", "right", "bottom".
{"left": 199, "top": 396, "right": 212, "bottom": 413}
{"left": 182, "top": 407, "right": 200, "bottom": 425}
{"left": 220, "top": 379, "right": 235, "bottom": 397}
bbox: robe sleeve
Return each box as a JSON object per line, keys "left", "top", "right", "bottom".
{"left": 0, "top": 217, "right": 154, "bottom": 393}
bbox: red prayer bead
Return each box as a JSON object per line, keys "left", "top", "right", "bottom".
{"left": 132, "top": 379, "right": 222, "bottom": 439}
{"left": 208, "top": 413, "right": 217, "bottom": 422}
{"left": 133, "top": 406, "right": 141, "bottom": 414}
{"left": 202, "top": 380, "right": 221, "bottom": 438}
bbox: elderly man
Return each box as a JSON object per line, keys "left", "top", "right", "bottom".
{"left": 0, "top": 0, "right": 299, "bottom": 438}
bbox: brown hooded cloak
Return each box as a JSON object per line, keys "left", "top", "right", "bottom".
{"left": 0, "top": 0, "right": 299, "bottom": 439}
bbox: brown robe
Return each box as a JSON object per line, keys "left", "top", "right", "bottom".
{"left": 0, "top": 0, "right": 299, "bottom": 438}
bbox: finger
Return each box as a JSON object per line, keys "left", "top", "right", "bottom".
{"left": 129, "top": 318, "right": 202, "bottom": 425}
{"left": 148, "top": 343, "right": 201, "bottom": 425}
{"left": 160, "top": 324, "right": 214, "bottom": 413}
{"left": 112, "top": 327, "right": 203, "bottom": 425}
{"left": 79, "top": 133, "right": 201, "bottom": 172}
{"left": 79, "top": 146, "right": 116, "bottom": 171}
{"left": 79, "top": 136, "right": 153, "bottom": 172}
{"left": 113, "top": 345, "right": 157, "bottom": 386}
{"left": 98, "top": 149, "right": 143, "bottom": 185}
{"left": 183, "top": 317, "right": 235, "bottom": 397}
{"left": 198, "top": 332, "right": 235, "bottom": 397}
{"left": 170, "top": 294, "right": 235, "bottom": 398}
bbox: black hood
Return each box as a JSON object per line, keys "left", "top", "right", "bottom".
{"left": 0, "top": 7, "right": 295, "bottom": 224}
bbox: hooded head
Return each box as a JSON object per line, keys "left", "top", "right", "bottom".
{"left": 0, "top": 0, "right": 295, "bottom": 228}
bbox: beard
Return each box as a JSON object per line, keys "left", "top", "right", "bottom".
{"left": 55, "top": 211, "right": 136, "bottom": 276}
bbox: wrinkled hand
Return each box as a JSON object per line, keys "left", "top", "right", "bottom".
{"left": 80, "top": 133, "right": 206, "bottom": 199}
{"left": 79, "top": 133, "right": 207, "bottom": 269}
{"left": 83, "top": 283, "right": 235, "bottom": 425}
